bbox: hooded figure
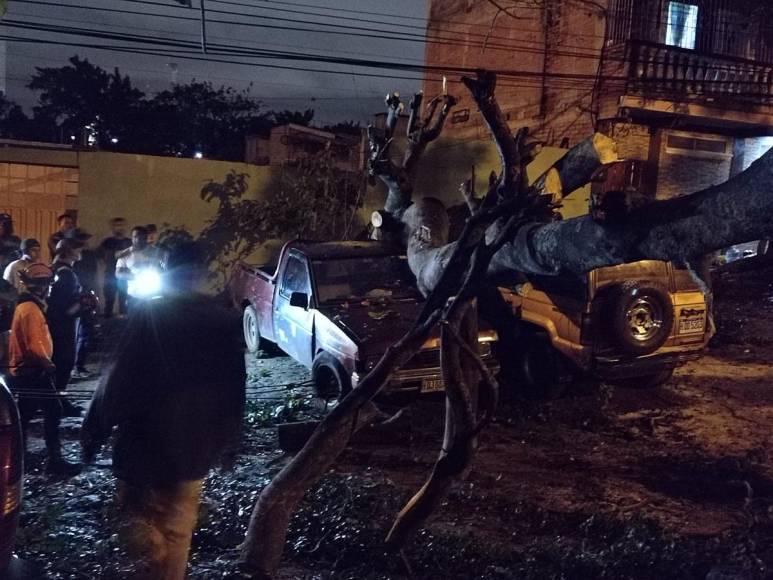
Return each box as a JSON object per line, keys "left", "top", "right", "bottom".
{"left": 81, "top": 241, "right": 245, "bottom": 579}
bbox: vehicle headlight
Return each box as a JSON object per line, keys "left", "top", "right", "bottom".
{"left": 129, "top": 268, "right": 163, "bottom": 298}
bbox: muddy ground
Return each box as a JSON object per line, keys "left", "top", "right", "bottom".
{"left": 15, "top": 262, "right": 773, "bottom": 579}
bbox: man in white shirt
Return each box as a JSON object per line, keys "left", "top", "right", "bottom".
{"left": 116, "top": 226, "right": 164, "bottom": 299}
{"left": 4, "top": 238, "right": 41, "bottom": 291}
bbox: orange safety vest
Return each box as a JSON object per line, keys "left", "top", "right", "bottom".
{"left": 8, "top": 298, "right": 54, "bottom": 376}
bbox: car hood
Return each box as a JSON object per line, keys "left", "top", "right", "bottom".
{"left": 318, "top": 299, "right": 425, "bottom": 352}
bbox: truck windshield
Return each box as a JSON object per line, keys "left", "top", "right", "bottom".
{"left": 313, "top": 256, "right": 419, "bottom": 303}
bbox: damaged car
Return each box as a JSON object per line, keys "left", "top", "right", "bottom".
{"left": 230, "top": 240, "right": 498, "bottom": 399}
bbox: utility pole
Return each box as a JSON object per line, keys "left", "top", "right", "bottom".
{"left": 200, "top": 0, "right": 207, "bottom": 54}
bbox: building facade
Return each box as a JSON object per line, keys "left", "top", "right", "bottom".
{"left": 423, "top": 0, "right": 773, "bottom": 199}
{"left": 245, "top": 123, "right": 366, "bottom": 173}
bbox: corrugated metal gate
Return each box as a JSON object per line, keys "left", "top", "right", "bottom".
{"left": 0, "top": 162, "right": 78, "bottom": 246}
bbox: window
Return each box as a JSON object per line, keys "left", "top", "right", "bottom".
{"left": 280, "top": 255, "right": 310, "bottom": 298}
{"left": 666, "top": 2, "right": 698, "bottom": 50}
{"left": 665, "top": 133, "right": 731, "bottom": 159}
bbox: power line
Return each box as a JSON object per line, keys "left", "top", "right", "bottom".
{"left": 12, "top": 0, "right": 609, "bottom": 62}
{"left": 18, "top": 0, "right": 773, "bottom": 60}
{"left": 0, "top": 33, "right": 596, "bottom": 115}
{"left": 9, "top": 7, "right": 427, "bottom": 66}
{"left": 5, "top": 17, "right": 771, "bottom": 94}
{"left": 21, "top": 0, "right": 773, "bottom": 82}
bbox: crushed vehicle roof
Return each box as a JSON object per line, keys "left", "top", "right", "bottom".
{"left": 287, "top": 240, "right": 403, "bottom": 260}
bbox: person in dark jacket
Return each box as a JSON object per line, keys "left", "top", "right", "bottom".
{"left": 81, "top": 241, "right": 246, "bottom": 580}
{"left": 48, "top": 237, "right": 85, "bottom": 417}
{"left": 47, "top": 214, "right": 75, "bottom": 261}
{"left": 99, "top": 218, "right": 132, "bottom": 318}
{"left": 71, "top": 229, "right": 97, "bottom": 378}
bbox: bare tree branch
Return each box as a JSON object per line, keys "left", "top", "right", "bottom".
{"left": 385, "top": 300, "right": 480, "bottom": 550}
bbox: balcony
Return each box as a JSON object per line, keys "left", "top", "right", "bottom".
{"left": 629, "top": 40, "right": 773, "bottom": 101}
{"left": 600, "top": 40, "right": 773, "bottom": 129}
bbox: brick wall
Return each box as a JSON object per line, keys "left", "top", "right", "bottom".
{"left": 423, "top": 0, "right": 606, "bottom": 148}
{"left": 654, "top": 130, "right": 733, "bottom": 199}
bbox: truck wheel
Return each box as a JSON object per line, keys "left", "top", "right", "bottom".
{"left": 243, "top": 305, "right": 262, "bottom": 354}
{"left": 312, "top": 353, "right": 351, "bottom": 401}
{"left": 514, "top": 332, "right": 568, "bottom": 400}
{"left": 607, "top": 282, "right": 673, "bottom": 356}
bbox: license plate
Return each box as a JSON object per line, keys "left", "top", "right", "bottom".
{"left": 678, "top": 316, "right": 705, "bottom": 334}
{"left": 421, "top": 378, "right": 445, "bottom": 393}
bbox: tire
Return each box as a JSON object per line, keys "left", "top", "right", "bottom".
{"left": 606, "top": 281, "right": 673, "bottom": 356}
{"left": 242, "top": 305, "right": 262, "bottom": 354}
{"left": 611, "top": 368, "right": 674, "bottom": 389}
{"left": 312, "top": 352, "right": 352, "bottom": 401}
{"left": 513, "top": 331, "right": 568, "bottom": 400}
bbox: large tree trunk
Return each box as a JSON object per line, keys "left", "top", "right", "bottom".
{"left": 489, "top": 146, "right": 773, "bottom": 278}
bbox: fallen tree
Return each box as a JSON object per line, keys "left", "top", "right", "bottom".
{"left": 239, "top": 70, "right": 773, "bottom": 578}
{"left": 375, "top": 88, "right": 773, "bottom": 292}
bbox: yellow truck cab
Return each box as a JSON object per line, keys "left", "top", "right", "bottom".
{"left": 499, "top": 151, "right": 712, "bottom": 397}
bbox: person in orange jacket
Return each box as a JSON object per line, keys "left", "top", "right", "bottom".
{"left": 9, "top": 263, "right": 81, "bottom": 477}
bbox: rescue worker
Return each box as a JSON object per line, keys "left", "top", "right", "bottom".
{"left": 47, "top": 214, "right": 75, "bottom": 261}
{"left": 81, "top": 241, "right": 245, "bottom": 579}
{"left": 0, "top": 214, "right": 21, "bottom": 272}
{"left": 100, "top": 217, "right": 132, "bottom": 318}
{"left": 3, "top": 238, "right": 42, "bottom": 292}
{"left": 9, "top": 263, "right": 81, "bottom": 477}
{"left": 48, "top": 238, "right": 85, "bottom": 417}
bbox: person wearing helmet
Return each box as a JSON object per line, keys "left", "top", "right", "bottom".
{"left": 0, "top": 214, "right": 21, "bottom": 273}
{"left": 48, "top": 237, "right": 86, "bottom": 418}
{"left": 81, "top": 241, "right": 245, "bottom": 579}
{"left": 9, "top": 263, "right": 81, "bottom": 477}
{"left": 3, "top": 238, "right": 42, "bottom": 292}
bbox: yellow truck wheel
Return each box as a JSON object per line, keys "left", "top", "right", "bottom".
{"left": 515, "top": 332, "right": 570, "bottom": 400}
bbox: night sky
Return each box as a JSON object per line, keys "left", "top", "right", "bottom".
{"left": 1, "top": 0, "right": 427, "bottom": 125}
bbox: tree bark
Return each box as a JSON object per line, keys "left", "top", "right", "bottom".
{"left": 488, "top": 147, "right": 773, "bottom": 278}
{"left": 385, "top": 299, "right": 500, "bottom": 550}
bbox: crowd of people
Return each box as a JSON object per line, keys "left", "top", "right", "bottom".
{"left": 0, "top": 212, "right": 245, "bottom": 578}
{"left": 0, "top": 213, "right": 168, "bottom": 476}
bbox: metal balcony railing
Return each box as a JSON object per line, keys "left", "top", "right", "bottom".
{"left": 627, "top": 40, "right": 773, "bottom": 102}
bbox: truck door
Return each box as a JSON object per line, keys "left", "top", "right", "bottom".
{"left": 274, "top": 253, "right": 315, "bottom": 366}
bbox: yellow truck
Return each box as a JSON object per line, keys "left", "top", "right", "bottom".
{"left": 500, "top": 260, "right": 710, "bottom": 396}
{"left": 498, "top": 153, "right": 712, "bottom": 397}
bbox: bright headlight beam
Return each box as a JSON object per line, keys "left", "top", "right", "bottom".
{"left": 129, "top": 268, "right": 163, "bottom": 298}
